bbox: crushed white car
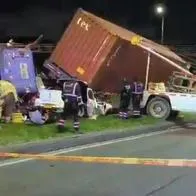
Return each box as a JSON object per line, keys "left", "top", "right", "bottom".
{"left": 35, "top": 88, "right": 113, "bottom": 118}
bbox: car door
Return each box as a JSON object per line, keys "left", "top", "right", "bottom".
{"left": 86, "top": 88, "right": 97, "bottom": 116}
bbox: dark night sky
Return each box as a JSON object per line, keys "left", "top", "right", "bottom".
{"left": 0, "top": 0, "right": 195, "bottom": 44}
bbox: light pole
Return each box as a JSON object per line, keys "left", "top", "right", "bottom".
{"left": 154, "top": 4, "right": 166, "bottom": 44}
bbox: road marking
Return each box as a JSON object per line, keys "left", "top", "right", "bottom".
{"left": 0, "top": 127, "right": 181, "bottom": 168}
{"left": 1, "top": 153, "right": 196, "bottom": 168}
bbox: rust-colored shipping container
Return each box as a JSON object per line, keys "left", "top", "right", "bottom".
{"left": 49, "top": 8, "right": 191, "bottom": 93}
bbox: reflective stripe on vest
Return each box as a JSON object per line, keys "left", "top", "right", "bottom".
{"left": 63, "top": 82, "right": 78, "bottom": 97}
{"left": 132, "top": 82, "right": 143, "bottom": 94}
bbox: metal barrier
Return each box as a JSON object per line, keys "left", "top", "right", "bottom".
{"left": 0, "top": 43, "right": 56, "bottom": 53}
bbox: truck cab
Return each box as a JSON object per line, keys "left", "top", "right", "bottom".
{"left": 0, "top": 47, "right": 37, "bottom": 95}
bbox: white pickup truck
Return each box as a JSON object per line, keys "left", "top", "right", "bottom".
{"left": 138, "top": 50, "right": 196, "bottom": 119}
{"left": 141, "top": 90, "right": 196, "bottom": 119}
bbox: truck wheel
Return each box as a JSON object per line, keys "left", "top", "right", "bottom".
{"left": 146, "top": 97, "right": 171, "bottom": 119}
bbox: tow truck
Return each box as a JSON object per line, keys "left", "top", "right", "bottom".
{"left": 140, "top": 53, "right": 196, "bottom": 119}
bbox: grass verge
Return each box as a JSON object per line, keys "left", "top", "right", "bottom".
{"left": 0, "top": 115, "right": 160, "bottom": 146}
{"left": 179, "top": 112, "right": 196, "bottom": 121}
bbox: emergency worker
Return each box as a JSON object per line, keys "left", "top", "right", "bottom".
{"left": 119, "top": 80, "right": 131, "bottom": 119}
{"left": 0, "top": 80, "right": 18, "bottom": 123}
{"left": 57, "top": 78, "right": 83, "bottom": 133}
{"left": 131, "top": 77, "right": 144, "bottom": 117}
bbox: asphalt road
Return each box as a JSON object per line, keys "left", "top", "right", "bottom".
{"left": 1, "top": 126, "right": 196, "bottom": 196}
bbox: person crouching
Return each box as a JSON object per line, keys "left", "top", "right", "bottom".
{"left": 28, "top": 106, "right": 48, "bottom": 125}
{"left": 0, "top": 80, "right": 18, "bottom": 123}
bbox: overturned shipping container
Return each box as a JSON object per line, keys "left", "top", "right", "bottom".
{"left": 49, "top": 8, "right": 191, "bottom": 93}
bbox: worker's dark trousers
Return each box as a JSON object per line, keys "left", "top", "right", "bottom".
{"left": 132, "top": 94, "right": 142, "bottom": 117}
{"left": 119, "top": 100, "right": 129, "bottom": 119}
{"left": 2, "top": 93, "right": 16, "bottom": 123}
{"left": 57, "top": 100, "right": 80, "bottom": 132}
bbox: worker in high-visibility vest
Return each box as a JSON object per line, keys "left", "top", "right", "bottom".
{"left": 131, "top": 77, "right": 144, "bottom": 117}
{"left": 57, "top": 77, "right": 83, "bottom": 133}
{"left": 0, "top": 80, "right": 18, "bottom": 123}
{"left": 119, "top": 80, "right": 131, "bottom": 119}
